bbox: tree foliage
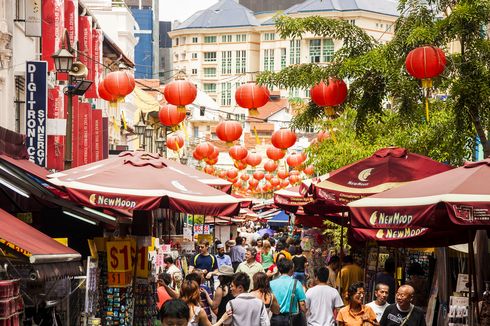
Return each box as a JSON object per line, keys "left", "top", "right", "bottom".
{"left": 257, "top": 0, "right": 490, "bottom": 159}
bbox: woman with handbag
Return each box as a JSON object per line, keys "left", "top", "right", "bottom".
{"left": 337, "top": 282, "right": 378, "bottom": 326}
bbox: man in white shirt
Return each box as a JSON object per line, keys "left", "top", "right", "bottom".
{"left": 367, "top": 283, "right": 390, "bottom": 322}
{"left": 305, "top": 266, "right": 344, "bottom": 326}
{"left": 164, "top": 256, "right": 182, "bottom": 289}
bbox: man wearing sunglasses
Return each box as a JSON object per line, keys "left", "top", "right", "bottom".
{"left": 189, "top": 240, "right": 218, "bottom": 287}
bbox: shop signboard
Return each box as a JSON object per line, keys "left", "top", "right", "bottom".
{"left": 25, "top": 61, "right": 47, "bottom": 167}
{"left": 25, "top": 0, "right": 42, "bottom": 37}
{"left": 106, "top": 239, "right": 133, "bottom": 287}
{"left": 135, "top": 245, "right": 149, "bottom": 278}
{"left": 193, "top": 224, "right": 210, "bottom": 234}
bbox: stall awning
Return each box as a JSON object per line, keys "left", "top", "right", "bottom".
{"left": 0, "top": 208, "right": 81, "bottom": 264}
{"left": 266, "top": 210, "right": 289, "bottom": 227}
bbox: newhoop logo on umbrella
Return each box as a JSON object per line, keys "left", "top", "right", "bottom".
{"left": 369, "top": 211, "right": 414, "bottom": 226}
{"left": 375, "top": 227, "right": 426, "bottom": 239}
{"left": 89, "top": 194, "right": 137, "bottom": 209}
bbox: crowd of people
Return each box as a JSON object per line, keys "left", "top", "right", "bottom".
{"left": 156, "top": 233, "right": 428, "bottom": 326}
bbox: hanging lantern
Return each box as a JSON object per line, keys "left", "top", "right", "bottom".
{"left": 286, "top": 153, "right": 306, "bottom": 169}
{"left": 310, "top": 78, "right": 348, "bottom": 117}
{"left": 253, "top": 171, "right": 264, "bottom": 181}
{"left": 271, "top": 129, "right": 297, "bottom": 150}
{"left": 158, "top": 104, "right": 186, "bottom": 127}
{"left": 265, "top": 174, "right": 273, "bottom": 181}
{"left": 218, "top": 170, "right": 227, "bottom": 179}
{"left": 405, "top": 46, "right": 446, "bottom": 122}
{"left": 235, "top": 82, "right": 270, "bottom": 116}
{"left": 195, "top": 142, "right": 214, "bottom": 160}
{"left": 193, "top": 150, "right": 203, "bottom": 161}
{"left": 240, "top": 174, "right": 250, "bottom": 181}
{"left": 289, "top": 174, "right": 300, "bottom": 185}
{"left": 166, "top": 133, "right": 184, "bottom": 151}
{"left": 233, "top": 181, "right": 242, "bottom": 189}
{"left": 246, "top": 153, "right": 262, "bottom": 168}
{"left": 281, "top": 180, "right": 290, "bottom": 188}
{"left": 216, "top": 121, "right": 243, "bottom": 145}
{"left": 266, "top": 146, "right": 285, "bottom": 161}
{"left": 303, "top": 165, "right": 315, "bottom": 175}
{"left": 208, "top": 146, "right": 219, "bottom": 160}
{"left": 227, "top": 169, "right": 238, "bottom": 180}
{"left": 249, "top": 179, "right": 259, "bottom": 188}
{"left": 234, "top": 160, "right": 248, "bottom": 170}
{"left": 229, "top": 145, "right": 248, "bottom": 161}
{"left": 204, "top": 157, "right": 218, "bottom": 165}
{"left": 277, "top": 170, "right": 289, "bottom": 179}
{"left": 98, "top": 79, "right": 117, "bottom": 103}
{"left": 204, "top": 165, "right": 215, "bottom": 175}
{"left": 264, "top": 160, "right": 278, "bottom": 173}
{"left": 104, "top": 70, "right": 135, "bottom": 100}
{"left": 270, "top": 177, "right": 280, "bottom": 187}
{"left": 164, "top": 79, "right": 197, "bottom": 113}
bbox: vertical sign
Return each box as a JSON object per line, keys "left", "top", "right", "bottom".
{"left": 77, "top": 103, "right": 92, "bottom": 166}
{"left": 85, "top": 29, "right": 102, "bottom": 98}
{"left": 64, "top": 0, "right": 78, "bottom": 46}
{"left": 102, "top": 117, "right": 109, "bottom": 159}
{"left": 25, "top": 0, "right": 42, "bottom": 37}
{"left": 46, "top": 88, "right": 66, "bottom": 171}
{"left": 70, "top": 96, "right": 81, "bottom": 167}
{"left": 41, "top": 0, "right": 64, "bottom": 72}
{"left": 78, "top": 16, "right": 93, "bottom": 92}
{"left": 91, "top": 109, "right": 103, "bottom": 162}
{"left": 25, "top": 61, "right": 47, "bottom": 167}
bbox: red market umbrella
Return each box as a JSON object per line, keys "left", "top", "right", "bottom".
{"left": 312, "top": 147, "right": 452, "bottom": 211}
{"left": 274, "top": 186, "right": 317, "bottom": 213}
{"left": 47, "top": 151, "right": 240, "bottom": 217}
{"left": 348, "top": 158, "right": 490, "bottom": 229}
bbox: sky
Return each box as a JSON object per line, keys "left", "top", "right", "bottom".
{"left": 159, "top": 0, "right": 219, "bottom": 22}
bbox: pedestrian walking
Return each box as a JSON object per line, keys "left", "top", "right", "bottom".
{"left": 215, "top": 243, "right": 232, "bottom": 269}
{"left": 337, "top": 255, "right": 364, "bottom": 303}
{"left": 251, "top": 272, "right": 280, "bottom": 316}
{"left": 224, "top": 272, "right": 270, "bottom": 326}
{"left": 159, "top": 298, "right": 190, "bottom": 326}
{"left": 326, "top": 255, "right": 340, "bottom": 288}
{"left": 373, "top": 258, "right": 396, "bottom": 304}
{"left": 292, "top": 246, "right": 308, "bottom": 285}
{"left": 212, "top": 266, "right": 236, "bottom": 321}
{"left": 157, "top": 273, "right": 172, "bottom": 310}
{"left": 305, "top": 267, "right": 344, "bottom": 326}
{"left": 260, "top": 240, "right": 275, "bottom": 270}
{"left": 189, "top": 240, "right": 218, "bottom": 285}
{"left": 366, "top": 283, "right": 390, "bottom": 322}
{"left": 236, "top": 247, "right": 264, "bottom": 290}
{"left": 336, "top": 282, "right": 378, "bottom": 326}
{"left": 270, "top": 258, "right": 307, "bottom": 326}
{"left": 380, "top": 285, "right": 426, "bottom": 326}
{"left": 230, "top": 236, "right": 246, "bottom": 271}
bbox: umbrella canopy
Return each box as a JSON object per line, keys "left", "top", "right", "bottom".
{"left": 348, "top": 158, "right": 490, "bottom": 229}
{"left": 313, "top": 147, "right": 452, "bottom": 211}
{"left": 257, "top": 228, "right": 275, "bottom": 237}
{"left": 267, "top": 210, "right": 289, "bottom": 227}
{"left": 274, "top": 186, "right": 316, "bottom": 213}
{"left": 47, "top": 151, "right": 240, "bottom": 217}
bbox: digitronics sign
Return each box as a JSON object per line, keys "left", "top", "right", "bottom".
{"left": 25, "top": 61, "right": 47, "bottom": 167}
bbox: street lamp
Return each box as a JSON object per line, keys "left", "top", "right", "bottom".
{"left": 52, "top": 29, "right": 93, "bottom": 170}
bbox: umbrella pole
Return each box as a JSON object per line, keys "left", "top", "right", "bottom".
{"left": 468, "top": 231, "right": 475, "bottom": 326}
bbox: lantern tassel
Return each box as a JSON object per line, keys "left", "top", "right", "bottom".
{"left": 253, "top": 126, "right": 261, "bottom": 145}
{"left": 425, "top": 96, "right": 430, "bottom": 123}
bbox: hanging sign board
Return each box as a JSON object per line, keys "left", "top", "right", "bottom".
{"left": 106, "top": 239, "right": 133, "bottom": 287}
{"left": 25, "top": 0, "right": 42, "bottom": 37}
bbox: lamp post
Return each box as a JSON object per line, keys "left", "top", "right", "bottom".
{"left": 134, "top": 118, "right": 147, "bottom": 149}
{"left": 52, "top": 29, "right": 93, "bottom": 170}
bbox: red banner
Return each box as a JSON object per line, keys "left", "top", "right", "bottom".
{"left": 47, "top": 88, "right": 65, "bottom": 171}
{"left": 42, "top": 0, "right": 64, "bottom": 72}
{"left": 70, "top": 96, "right": 81, "bottom": 167}
{"left": 92, "top": 110, "right": 103, "bottom": 162}
{"left": 86, "top": 29, "right": 103, "bottom": 98}
{"left": 78, "top": 16, "right": 93, "bottom": 89}
{"left": 78, "top": 103, "right": 92, "bottom": 166}
{"left": 102, "top": 117, "right": 109, "bottom": 159}
{"left": 64, "top": 0, "right": 78, "bottom": 46}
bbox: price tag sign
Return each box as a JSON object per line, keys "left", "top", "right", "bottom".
{"left": 107, "top": 271, "right": 132, "bottom": 287}
{"left": 106, "top": 240, "right": 133, "bottom": 273}
{"left": 136, "top": 245, "right": 149, "bottom": 278}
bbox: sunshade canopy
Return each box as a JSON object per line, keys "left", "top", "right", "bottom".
{"left": 47, "top": 151, "right": 241, "bottom": 217}
{"left": 313, "top": 147, "right": 452, "bottom": 210}
{"left": 0, "top": 208, "right": 81, "bottom": 263}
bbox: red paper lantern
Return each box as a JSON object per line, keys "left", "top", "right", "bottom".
{"left": 310, "top": 79, "right": 348, "bottom": 111}
{"left": 208, "top": 146, "right": 219, "bottom": 159}
{"left": 304, "top": 165, "right": 315, "bottom": 175}
{"left": 164, "top": 79, "right": 197, "bottom": 113}
{"left": 249, "top": 179, "right": 259, "bottom": 188}
{"left": 98, "top": 79, "right": 117, "bottom": 103}
{"left": 264, "top": 160, "right": 278, "bottom": 173}
{"left": 266, "top": 146, "right": 285, "bottom": 161}
{"left": 195, "top": 142, "right": 214, "bottom": 160}
{"left": 204, "top": 165, "right": 215, "bottom": 175}
{"left": 227, "top": 169, "right": 238, "bottom": 180}
{"left": 235, "top": 82, "right": 270, "bottom": 116}
{"left": 229, "top": 145, "right": 248, "bottom": 161}
{"left": 166, "top": 133, "right": 184, "bottom": 151}
{"left": 405, "top": 46, "right": 446, "bottom": 87}
{"left": 253, "top": 171, "right": 264, "bottom": 181}
{"left": 104, "top": 71, "right": 135, "bottom": 100}
{"left": 205, "top": 157, "right": 218, "bottom": 165}
{"left": 234, "top": 160, "right": 248, "bottom": 170}
{"left": 277, "top": 170, "right": 289, "bottom": 179}
{"left": 158, "top": 104, "right": 186, "bottom": 127}
{"left": 240, "top": 174, "right": 250, "bottom": 181}
{"left": 281, "top": 180, "right": 290, "bottom": 188}
{"left": 270, "top": 177, "right": 280, "bottom": 187}
{"left": 271, "top": 129, "right": 297, "bottom": 150}
{"left": 286, "top": 153, "right": 306, "bottom": 169}
{"left": 216, "top": 121, "right": 243, "bottom": 145}
{"left": 289, "top": 175, "right": 300, "bottom": 185}
{"left": 233, "top": 181, "right": 242, "bottom": 188}
{"left": 246, "top": 153, "right": 262, "bottom": 167}
{"left": 265, "top": 174, "right": 273, "bottom": 181}
{"left": 218, "top": 171, "right": 227, "bottom": 179}
{"left": 193, "top": 150, "right": 203, "bottom": 161}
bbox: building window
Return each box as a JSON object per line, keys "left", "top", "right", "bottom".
{"left": 203, "top": 67, "right": 216, "bottom": 77}
{"left": 192, "top": 53, "right": 198, "bottom": 59}
{"left": 204, "top": 36, "right": 217, "bottom": 43}
{"left": 240, "top": 114, "right": 246, "bottom": 121}
{"left": 322, "top": 39, "right": 334, "bottom": 62}
{"left": 236, "top": 34, "right": 246, "bottom": 42}
{"left": 290, "top": 40, "right": 300, "bottom": 64}
{"left": 302, "top": 125, "right": 315, "bottom": 133}
{"left": 15, "top": 0, "right": 25, "bottom": 20}
{"left": 175, "top": 38, "right": 179, "bottom": 46}
{"left": 263, "top": 33, "right": 275, "bottom": 41}
{"left": 221, "top": 82, "right": 232, "bottom": 106}
{"left": 181, "top": 53, "right": 186, "bottom": 60}
{"left": 192, "top": 37, "right": 198, "bottom": 43}
{"left": 194, "top": 127, "right": 199, "bottom": 137}
{"left": 290, "top": 88, "right": 300, "bottom": 97}
{"left": 221, "top": 35, "right": 232, "bottom": 42}
{"left": 264, "top": 49, "right": 275, "bottom": 71}
{"left": 221, "top": 51, "right": 232, "bottom": 74}
{"left": 350, "top": 19, "right": 356, "bottom": 25}
{"left": 280, "top": 48, "right": 287, "bottom": 69}
{"left": 204, "top": 52, "right": 217, "bottom": 62}
{"left": 236, "top": 50, "right": 246, "bottom": 74}
{"left": 309, "top": 39, "right": 321, "bottom": 63}
{"left": 191, "top": 68, "right": 197, "bottom": 75}
{"left": 203, "top": 83, "right": 217, "bottom": 93}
